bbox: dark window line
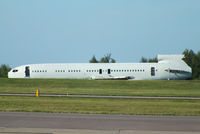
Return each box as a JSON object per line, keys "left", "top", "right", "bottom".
{"left": 32, "top": 68, "right": 158, "bottom": 73}
{"left": 32, "top": 70, "right": 47, "bottom": 73}
{"left": 86, "top": 69, "right": 146, "bottom": 72}
{"left": 56, "top": 70, "right": 81, "bottom": 73}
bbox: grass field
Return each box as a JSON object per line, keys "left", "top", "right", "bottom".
{"left": 1, "top": 78, "right": 200, "bottom": 115}
{"left": 0, "top": 78, "right": 200, "bottom": 97}
{"left": 0, "top": 96, "right": 200, "bottom": 116}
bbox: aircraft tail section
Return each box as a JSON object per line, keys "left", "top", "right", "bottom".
{"left": 157, "top": 54, "right": 192, "bottom": 79}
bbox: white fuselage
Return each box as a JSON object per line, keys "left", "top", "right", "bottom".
{"left": 8, "top": 55, "right": 192, "bottom": 80}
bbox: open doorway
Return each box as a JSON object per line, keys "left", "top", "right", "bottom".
{"left": 151, "top": 67, "right": 155, "bottom": 76}
{"left": 25, "top": 66, "right": 30, "bottom": 77}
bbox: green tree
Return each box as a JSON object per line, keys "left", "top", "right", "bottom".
{"left": 110, "top": 58, "right": 116, "bottom": 63}
{"left": 182, "top": 49, "right": 200, "bottom": 79}
{"left": 140, "top": 56, "right": 158, "bottom": 63}
{"left": 197, "top": 51, "right": 200, "bottom": 59}
{"left": 148, "top": 57, "right": 158, "bottom": 63}
{"left": 0, "top": 64, "right": 11, "bottom": 78}
{"left": 140, "top": 57, "right": 148, "bottom": 63}
{"left": 89, "top": 55, "right": 99, "bottom": 63}
{"left": 100, "top": 53, "right": 116, "bottom": 63}
{"left": 183, "top": 49, "right": 194, "bottom": 67}
{"left": 90, "top": 53, "right": 116, "bottom": 63}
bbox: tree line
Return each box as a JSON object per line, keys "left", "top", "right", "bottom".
{"left": 140, "top": 56, "right": 158, "bottom": 63}
{"left": 89, "top": 53, "right": 116, "bottom": 63}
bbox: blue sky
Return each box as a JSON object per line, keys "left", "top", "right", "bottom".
{"left": 0, "top": 0, "right": 200, "bottom": 67}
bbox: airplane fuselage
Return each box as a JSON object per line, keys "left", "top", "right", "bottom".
{"left": 8, "top": 55, "right": 192, "bottom": 80}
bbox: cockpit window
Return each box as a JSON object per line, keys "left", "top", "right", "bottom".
{"left": 12, "top": 69, "right": 18, "bottom": 72}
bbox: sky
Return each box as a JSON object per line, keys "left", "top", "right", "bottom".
{"left": 0, "top": 0, "right": 200, "bottom": 67}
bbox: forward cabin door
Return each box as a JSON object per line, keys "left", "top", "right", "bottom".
{"left": 25, "top": 66, "right": 30, "bottom": 78}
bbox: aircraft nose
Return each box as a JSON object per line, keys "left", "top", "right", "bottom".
{"left": 8, "top": 70, "right": 12, "bottom": 78}
{"left": 8, "top": 69, "right": 15, "bottom": 78}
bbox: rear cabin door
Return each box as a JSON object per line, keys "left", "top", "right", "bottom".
{"left": 25, "top": 66, "right": 30, "bottom": 77}
{"left": 151, "top": 67, "right": 155, "bottom": 76}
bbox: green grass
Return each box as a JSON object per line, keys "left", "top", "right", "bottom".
{"left": 1, "top": 79, "right": 200, "bottom": 115}
{"left": 0, "top": 96, "right": 200, "bottom": 116}
{"left": 0, "top": 78, "right": 200, "bottom": 97}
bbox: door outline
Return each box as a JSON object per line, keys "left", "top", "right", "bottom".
{"left": 108, "top": 69, "right": 111, "bottom": 74}
{"left": 99, "top": 69, "right": 102, "bottom": 74}
{"left": 151, "top": 67, "right": 155, "bottom": 76}
{"left": 25, "top": 66, "right": 30, "bottom": 77}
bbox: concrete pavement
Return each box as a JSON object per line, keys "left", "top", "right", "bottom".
{"left": 0, "top": 112, "right": 200, "bottom": 134}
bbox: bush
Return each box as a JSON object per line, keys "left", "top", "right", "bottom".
{"left": 0, "top": 64, "right": 11, "bottom": 78}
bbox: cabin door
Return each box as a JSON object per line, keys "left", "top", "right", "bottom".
{"left": 99, "top": 69, "right": 102, "bottom": 74}
{"left": 25, "top": 66, "right": 30, "bottom": 77}
{"left": 108, "top": 69, "right": 111, "bottom": 74}
{"left": 151, "top": 67, "right": 155, "bottom": 76}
